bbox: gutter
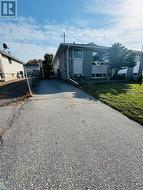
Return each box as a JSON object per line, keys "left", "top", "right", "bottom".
{"left": 66, "top": 45, "right": 79, "bottom": 87}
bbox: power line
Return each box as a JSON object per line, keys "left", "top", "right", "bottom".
{"left": 67, "top": 13, "right": 143, "bottom": 37}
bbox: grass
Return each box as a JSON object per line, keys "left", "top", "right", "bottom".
{"left": 81, "top": 82, "right": 143, "bottom": 125}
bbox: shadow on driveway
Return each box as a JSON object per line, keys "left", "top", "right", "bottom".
{"left": 34, "top": 79, "right": 96, "bottom": 101}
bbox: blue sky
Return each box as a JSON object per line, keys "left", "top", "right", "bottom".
{"left": 19, "top": 0, "right": 85, "bottom": 24}
{"left": 0, "top": 0, "right": 143, "bottom": 61}
{"left": 18, "top": 0, "right": 111, "bottom": 26}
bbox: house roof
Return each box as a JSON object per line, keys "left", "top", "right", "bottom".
{"left": 53, "top": 43, "right": 109, "bottom": 64}
{"left": 53, "top": 42, "right": 142, "bottom": 64}
{"left": 25, "top": 63, "right": 41, "bottom": 67}
{"left": 0, "top": 49, "right": 24, "bottom": 64}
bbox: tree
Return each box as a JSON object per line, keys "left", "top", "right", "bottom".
{"left": 27, "top": 59, "right": 40, "bottom": 64}
{"left": 42, "top": 54, "right": 53, "bottom": 79}
{"left": 93, "top": 53, "right": 102, "bottom": 62}
{"left": 108, "top": 42, "right": 136, "bottom": 77}
{"left": 92, "top": 51, "right": 108, "bottom": 66}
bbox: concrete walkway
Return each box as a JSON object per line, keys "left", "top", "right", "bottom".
{"left": 1, "top": 80, "right": 143, "bottom": 190}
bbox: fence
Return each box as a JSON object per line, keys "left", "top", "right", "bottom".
{"left": 28, "top": 76, "right": 41, "bottom": 91}
{"left": 24, "top": 69, "right": 42, "bottom": 93}
{"left": 0, "top": 71, "right": 41, "bottom": 93}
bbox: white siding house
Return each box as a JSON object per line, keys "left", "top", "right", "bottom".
{"left": 0, "top": 50, "right": 24, "bottom": 81}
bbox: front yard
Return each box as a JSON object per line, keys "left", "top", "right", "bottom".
{"left": 81, "top": 82, "right": 143, "bottom": 125}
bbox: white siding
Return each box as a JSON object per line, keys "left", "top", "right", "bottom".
{"left": 1, "top": 54, "right": 24, "bottom": 81}
{"left": 54, "top": 59, "right": 59, "bottom": 76}
{"left": 0, "top": 53, "right": 3, "bottom": 73}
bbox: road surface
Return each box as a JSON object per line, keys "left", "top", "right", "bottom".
{"left": 1, "top": 80, "right": 143, "bottom": 190}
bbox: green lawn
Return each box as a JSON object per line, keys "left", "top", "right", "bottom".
{"left": 81, "top": 82, "right": 143, "bottom": 125}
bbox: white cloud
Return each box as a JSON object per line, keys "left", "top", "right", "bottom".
{"left": 83, "top": 0, "right": 143, "bottom": 18}
{"left": 83, "top": 0, "right": 123, "bottom": 17}
{"left": 0, "top": 0, "right": 143, "bottom": 63}
{"left": 0, "top": 18, "right": 63, "bottom": 61}
{"left": 78, "top": 0, "right": 143, "bottom": 49}
{"left": 7, "top": 42, "right": 57, "bottom": 62}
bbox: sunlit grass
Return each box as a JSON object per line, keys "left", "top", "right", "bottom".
{"left": 81, "top": 82, "right": 143, "bottom": 125}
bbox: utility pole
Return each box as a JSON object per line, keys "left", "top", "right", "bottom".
{"left": 63, "top": 32, "right": 66, "bottom": 43}
{"left": 25, "top": 67, "right": 32, "bottom": 97}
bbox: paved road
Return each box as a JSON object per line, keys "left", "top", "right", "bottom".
{"left": 1, "top": 80, "right": 143, "bottom": 190}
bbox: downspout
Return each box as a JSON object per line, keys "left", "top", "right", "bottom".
{"left": 66, "top": 45, "right": 79, "bottom": 86}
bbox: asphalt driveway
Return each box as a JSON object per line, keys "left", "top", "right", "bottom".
{"left": 1, "top": 80, "right": 143, "bottom": 190}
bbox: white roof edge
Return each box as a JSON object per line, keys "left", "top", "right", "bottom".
{"left": 59, "top": 43, "right": 110, "bottom": 49}
{"left": 52, "top": 43, "right": 109, "bottom": 64}
{"left": 52, "top": 44, "right": 62, "bottom": 64}
{"left": 52, "top": 43, "right": 142, "bottom": 64}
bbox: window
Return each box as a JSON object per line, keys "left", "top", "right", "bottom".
{"left": 92, "top": 61, "right": 104, "bottom": 66}
{"left": 92, "top": 52, "right": 101, "bottom": 62}
{"left": 74, "top": 50, "right": 82, "bottom": 59}
{"left": 19, "top": 71, "right": 23, "bottom": 75}
{"left": 92, "top": 52, "right": 97, "bottom": 56}
{"left": 92, "top": 73, "right": 107, "bottom": 78}
{"left": 96, "top": 73, "right": 102, "bottom": 77}
{"left": 8, "top": 57, "right": 12, "bottom": 64}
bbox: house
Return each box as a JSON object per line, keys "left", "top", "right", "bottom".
{"left": 53, "top": 42, "right": 143, "bottom": 81}
{"left": 0, "top": 50, "right": 24, "bottom": 81}
{"left": 24, "top": 61, "right": 43, "bottom": 77}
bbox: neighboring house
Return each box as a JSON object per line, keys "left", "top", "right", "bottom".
{"left": 24, "top": 61, "right": 43, "bottom": 78}
{"left": 53, "top": 42, "right": 143, "bottom": 80}
{"left": 0, "top": 50, "right": 24, "bottom": 81}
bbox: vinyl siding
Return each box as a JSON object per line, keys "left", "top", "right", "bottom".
{"left": 0, "top": 54, "right": 24, "bottom": 81}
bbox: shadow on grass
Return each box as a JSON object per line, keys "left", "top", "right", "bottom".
{"left": 80, "top": 82, "right": 134, "bottom": 98}
{"left": 81, "top": 81, "right": 143, "bottom": 126}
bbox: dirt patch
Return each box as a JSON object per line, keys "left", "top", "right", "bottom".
{"left": 0, "top": 79, "right": 31, "bottom": 107}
